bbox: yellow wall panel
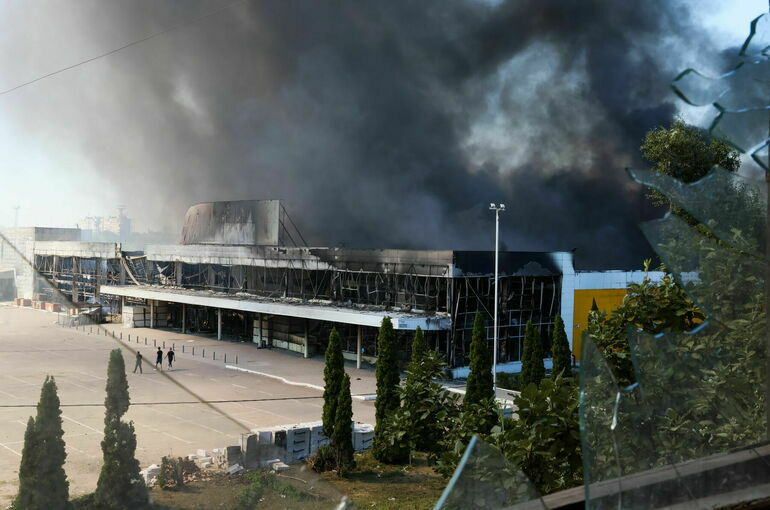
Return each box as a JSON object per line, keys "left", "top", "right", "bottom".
{"left": 572, "top": 289, "right": 627, "bottom": 359}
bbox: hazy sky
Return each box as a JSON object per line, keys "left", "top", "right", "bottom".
{"left": 0, "top": 1, "right": 767, "bottom": 267}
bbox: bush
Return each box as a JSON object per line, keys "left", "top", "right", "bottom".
{"left": 156, "top": 456, "right": 198, "bottom": 490}
{"left": 496, "top": 372, "right": 519, "bottom": 391}
{"left": 490, "top": 374, "right": 582, "bottom": 494}
{"left": 309, "top": 444, "right": 337, "bottom": 473}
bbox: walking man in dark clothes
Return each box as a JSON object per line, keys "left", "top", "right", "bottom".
{"left": 166, "top": 348, "right": 175, "bottom": 369}
{"left": 133, "top": 351, "right": 143, "bottom": 374}
{"left": 155, "top": 347, "right": 163, "bottom": 370}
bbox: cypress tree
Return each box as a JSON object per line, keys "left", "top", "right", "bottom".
{"left": 34, "top": 376, "right": 70, "bottom": 510}
{"left": 551, "top": 315, "right": 571, "bottom": 377}
{"left": 410, "top": 326, "right": 426, "bottom": 366}
{"left": 332, "top": 373, "right": 355, "bottom": 474}
{"left": 95, "top": 350, "right": 147, "bottom": 509}
{"left": 14, "top": 416, "right": 40, "bottom": 509}
{"left": 521, "top": 321, "right": 546, "bottom": 387}
{"left": 373, "top": 317, "right": 400, "bottom": 462}
{"left": 464, "top": 311, "right": 493, "bottom": 411}
{"left": 322, "top": 328, "right": 345, "bottom": 438}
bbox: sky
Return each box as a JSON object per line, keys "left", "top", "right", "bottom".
{"left": 0, "top": 0, "right": 767, "bottom": 268}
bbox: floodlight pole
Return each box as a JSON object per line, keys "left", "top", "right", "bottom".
{"left": 490, "top": 203, "right": 505, "bottom": 393}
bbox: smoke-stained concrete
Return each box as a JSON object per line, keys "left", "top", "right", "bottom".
{"left": 0, "top": 0, "right": 722, "bottom": 268}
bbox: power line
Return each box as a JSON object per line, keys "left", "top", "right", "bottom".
{"left": 0, "top": 394, "right": 376, "bottom": 409}
{"left": 0, "top": 0, "right": 247, "bottom": 97}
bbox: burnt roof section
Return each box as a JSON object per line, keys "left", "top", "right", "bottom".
{"left": 452, "top": 251, "right": 560, "bottom": 277}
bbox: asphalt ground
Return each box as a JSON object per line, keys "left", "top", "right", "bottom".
{"left": 0, "top": 305, "right": 375, "bottom": 504}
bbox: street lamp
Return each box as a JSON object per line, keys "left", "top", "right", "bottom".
{"left": 489, "top": 203, "right": 505, "bottom": 394}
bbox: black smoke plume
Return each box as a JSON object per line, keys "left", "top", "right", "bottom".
{"left": 3, "top": 0, "right": 717, "bottom": 268}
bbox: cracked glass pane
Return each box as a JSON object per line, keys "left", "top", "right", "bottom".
{"left": 433, "top": 435, "right": 544, "bottom": 510}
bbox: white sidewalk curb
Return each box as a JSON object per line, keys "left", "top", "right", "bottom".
{"left": 225, "top": 365, "right": 377, "bottom": 401}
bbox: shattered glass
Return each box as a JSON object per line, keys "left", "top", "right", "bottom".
{"left": 672, "top": 12, "right": 770, "bottom": 171}
{"left": 433, "top": 435, "right": 545, "bottom": 510}
{"left": 437, "top": 10, "right": 770, "bottom": 510}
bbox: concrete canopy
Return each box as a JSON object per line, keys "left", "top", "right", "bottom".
{"left": 100, "top": 284, "right": 450, "bottom": 330}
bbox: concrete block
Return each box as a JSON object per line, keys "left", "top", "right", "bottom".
{"left": 201, "top": 462, "right": 212, "bottom": 469}
{"left": 227, "top": 463, "right": 244, "bottom": 475}
{"left": 196, "top": 449, "right": 208, "bottom": 458}
{"left": 225, "top": 445, "right": 242, "bottom": 466}
{"left": 271, "top": 462, "right": 289, "bottom": 472}
{"left": 187, "top": 454, "right": 198, "bottom": 460}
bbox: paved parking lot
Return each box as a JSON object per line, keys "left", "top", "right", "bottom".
{"left": 0, "top": 305, "right": 375, "bottom": 504}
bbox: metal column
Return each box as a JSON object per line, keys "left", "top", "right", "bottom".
{"left": 217, "top": 308, "right": 222, "bottom": 340}
{"left": 356, "top": 325, "right": 362, "bottom": 369}
{"left": 150, "top": 300, "right": 154, "bottom": 328}
{"left": 181, "top": 304, "right": 186, "bottom": 334}
{"left": 304, "top": 319, "right": 309, "bottom": 358}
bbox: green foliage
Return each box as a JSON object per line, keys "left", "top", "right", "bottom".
{"left": 14, "top": 417, "right": 40, "bottom": 510}
{"left": 377, "top": 351, "right": 461, "bottom": 464}
{"left": 520, "top": 321, "right": 545, "bottom": 387}
{"left": 410, "top": 326, "right": 426, "bottom": 366}
{"left": 309, "top": 444, "right": 338, "bottom": 473}
{"left": 322, "top": 327, "right": 345, "bottom": 438}
{"left": 496, "top": 372, "right": 520, "bottom": 391}
{"left": 332, "top": 374, "right": 355, "bottom": 475}
{"left": 586, "top": 263, "right": 704, "bottom": 386}
{"left": 23, "top": 376, "right": 70, "bottom": 510}
{"left": 156, "top": 456, "right": 197, "bottom": 490}
{"left": 373, "top": 317, "right": 401, "bottom": 462}
{"left": 464, "top": 312, "right": 493, "bottom": 412}
{"left": 94, "top": 350, "right": 147, "bottom": 509}
{"left": 491, "top": 375, "right": 582, "bottom": 494}
{"left": 434, "top": 398, "right": 499, "bottom": 477}
{"left": 105, "top": 349, "right": 129, "bottom": 419}
{"left": 237, "top": 471, "right": 315, "bottom": 509}
{"left": 551, "top": 315, "right": 571, "bottom": 377}
{"left": 640, "top": 119, "right": 740, "bottom": 206}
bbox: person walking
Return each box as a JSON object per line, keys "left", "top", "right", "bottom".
{"left": 155, "top": 347, "right": 163, "bottom": 370}
{"left": 166, "top": 348, "right": 175, "bottom": 369}
{"left": 133, "top": 351, "right": 143, "bottom": 374}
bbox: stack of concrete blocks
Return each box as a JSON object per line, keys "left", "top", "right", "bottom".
{"left": 139, "top": 464, "right": 160, "bottom": 485}
{"left": 122, "top": 304, "right": 170, "bottom": 328}
{"left": 190, "top": 449, "right": 213, "bottom": 469}
{"left": 273, "top": 426, "right": 310, "bottom": 461}
{"left": 353, "top": 423, "right": 375, "bottom": 451}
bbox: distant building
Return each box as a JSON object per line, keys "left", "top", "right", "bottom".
{"left": 2, "top": 199, "right": 664, "bottom": 373}
{"left": 80, "top": 208, "right": 131, "bottom": 241}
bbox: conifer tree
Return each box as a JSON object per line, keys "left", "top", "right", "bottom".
{"left": 33, "top": 376, "right": 70, "bottom": 510}
{"left": 410, "top": 326, "right": 426, "bottom": 366}
{"left": 521, "top": 321, "right": 546, "bottom": 387}
{"left": 14, "top": 416, "right": 40, "bottom": 509}
{"left": 464, "top": 311, "right": 493, "bottom": 411}
{"left": 373, "top": 317, "right": 400, "bottom": 461}
{"left": 322, "top": 328, "right": 345, "bottom": 438}
{"left": 94, "top": 350, "right": 147, "bottom": 509}
{"left": 332, "top": 373, "right": 355, "bottom": 474}
{"left": 551, "top": 315, "right": 571, "bottom": 377}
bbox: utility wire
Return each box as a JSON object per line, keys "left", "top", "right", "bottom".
{"left": 0, "top": 0, "right": 247, "bottom": 97}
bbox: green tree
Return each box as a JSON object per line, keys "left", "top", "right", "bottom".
{"left": 641, "top": 119, "right": 740, "bottom": 206}
{"left": 322, "top": 328, "right": 345, "bottom": 438}
{"left": 30, "top": 376, "right": 70, "bottom": 510}
{"left": 14, "top": 417, "right": 40, "bottom": 509}
{"left": 520, "top": 321, "right": 545, "bottom": 387}
{"left": 551, "top": 315, "right": 571, "bottom": 377}
{"left": 332, "top": 374, "right": 355, "bottom": 475}
{"left": 373, "top": 317, "right": 401, "bottom": 462}
{"left": 94, "top": 350, "right": 147, "bottom": 509}
{"left": 491, "top": 374, "right": 582, "bottom": 494}
{"left": 410, "top": 326, "right": 426, "bottom": 366}
{"left": 464, "top": 311, "right": 493, "bottom": 411}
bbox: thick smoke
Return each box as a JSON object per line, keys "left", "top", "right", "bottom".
{"left": 1, "top": 0, "right": 716, "bottom": 268}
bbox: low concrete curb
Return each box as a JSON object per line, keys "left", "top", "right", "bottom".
{"left": 224, "top": 365, "right": 377, "bottom": 401}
